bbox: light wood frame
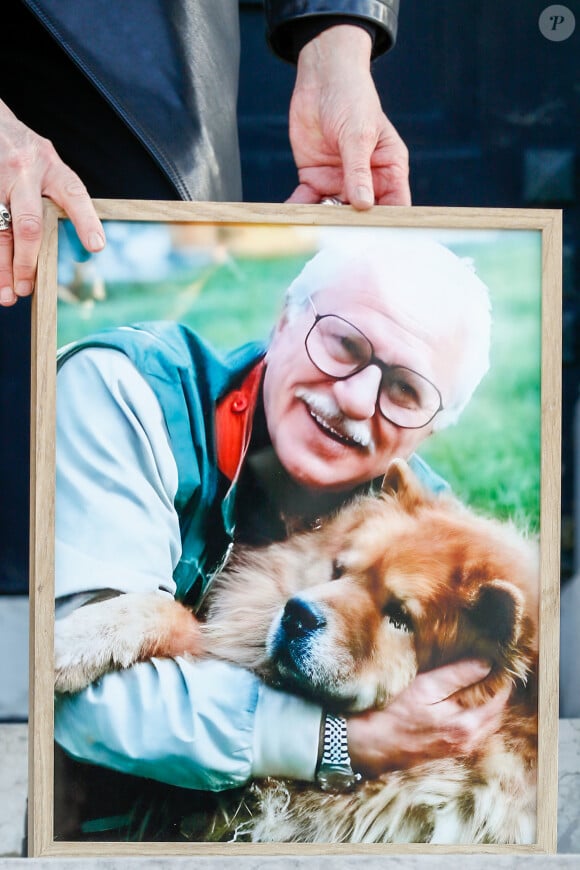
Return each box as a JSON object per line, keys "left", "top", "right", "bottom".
{"left": 29, "top": 200, "right": 562, "bottom": 857}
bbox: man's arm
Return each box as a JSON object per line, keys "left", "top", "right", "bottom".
{"left": 55, "top": 347, "right": 323, "bottom": 789}
{"left": 56, "top": 655, "right": 323, "bottom": 790}
{"left": 264, "top": 1, "right": 400, "bottom": 60}
{"left": 264, "top": 2, "right": 410, "bottom": 207}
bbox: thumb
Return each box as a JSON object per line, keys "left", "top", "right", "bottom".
{"left": 422, "top": 659, "right": 492, "bottom": 705}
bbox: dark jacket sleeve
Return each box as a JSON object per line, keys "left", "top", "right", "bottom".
{"left": 264, "top": 1, "right": 399, "bottom": 62}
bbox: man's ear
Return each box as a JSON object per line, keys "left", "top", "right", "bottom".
{"left": 274, "top": 310, "right": 290, "bottom": 332}
{"left": 381, "top": 458, "right": 427, "bottom": 511}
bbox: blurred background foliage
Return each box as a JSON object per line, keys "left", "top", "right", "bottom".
{"left": 57, "top": 221, "right": 541, "bottom": 531}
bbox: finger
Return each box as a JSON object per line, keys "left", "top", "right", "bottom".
{"left": 421, "top": 659, "right": 492, "bottom": 705}
{"left": 285, "top": 183, "right": 324, "bottom": 205}
{"left": 44, "top": 164, "right": 105, "bottom": 254}
{"left": 479, "top": 683, "right": 512, "bottom": 718}
{"left": 374, "top": 126, "right": 412, "bottom": 206}
{"left": 0, "top": 218, "right": 16, "bottom": 305}
{"left": 341, "top": 154, "right": 375, "bottom": 210}
{"left": 8, "top": 189, "right": 43, "bottom": 298}
{"left": 375, "top": 165, "right": 412, "bottom": 207}
{"left": 337, "top": 125, "right": 377, "bottom": 209}
{"left": 459, "top": 687, "right": 512, "bottom": 753}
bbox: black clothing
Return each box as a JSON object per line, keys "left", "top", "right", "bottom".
{"left": 13, "top": 0, "right": 399, "bottom": 201}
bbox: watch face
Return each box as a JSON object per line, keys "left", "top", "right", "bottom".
{"left": 316, "top": 763, "right": 361, "bottom": 793}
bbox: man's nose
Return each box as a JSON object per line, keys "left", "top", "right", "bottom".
{"left": 332, "top": 365, "right": 382, "bottom": 420}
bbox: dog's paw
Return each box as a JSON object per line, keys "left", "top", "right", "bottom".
{"left": 54, "top": 595, "right": 144, "bottom": 692}
{"left": 54, "top": 592, "right": 198, "bottom": 693}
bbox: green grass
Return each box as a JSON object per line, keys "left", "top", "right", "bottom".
{"left": 58, "top": 252, "right": 310, "bottom": 350}
{"left": 419, "top": 231, "right": 542, "bottom": 530}
{"left": 57, "top": 227, "right": 542, "bottom": 530}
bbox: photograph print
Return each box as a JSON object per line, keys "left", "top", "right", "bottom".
{"left": 29, "top": 202, "right": 559, "bottom": 854}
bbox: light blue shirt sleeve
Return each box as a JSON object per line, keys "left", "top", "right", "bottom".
{"left": 55, "top": 348, "right": 322, "bottom": 789}
{"left": 56, "top": 347, "right": 182, "bottom": 599}
{"left": 55, "top": 655, "right": 322, "bottom": 790}
{"left": 55, "top": 657, "right": 260, "bottom": 790}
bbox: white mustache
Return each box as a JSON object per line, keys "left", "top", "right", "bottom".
{"left": 295, "top": 388, "right": 375, "bottom": 452}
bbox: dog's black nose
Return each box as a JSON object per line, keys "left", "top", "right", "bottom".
{"left": 281, "top": 597, "right": 326, "bottom": 640}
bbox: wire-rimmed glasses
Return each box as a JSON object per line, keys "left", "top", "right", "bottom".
{"left": 304, "top": 298, "right": 443, "bottom": 430}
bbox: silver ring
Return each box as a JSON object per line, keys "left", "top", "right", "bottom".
{"left": 0, "top": 202, "right": 11, "bottom": 231}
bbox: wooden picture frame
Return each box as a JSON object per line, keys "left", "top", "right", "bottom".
{"left": 29, "top": 200, "right": 561, "bottom": 857}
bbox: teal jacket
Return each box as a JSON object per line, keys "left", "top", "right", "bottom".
{"left": 58, "top": 322, "right": 266, "bottom": 604}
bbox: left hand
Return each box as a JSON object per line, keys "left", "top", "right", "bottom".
{"left": 0, "top": 98, "right": 105, "bottom": 307}
{"left": 347, "top": 660, "right": 510, "bottom": 778}
{"left": 287, "top": 25, "right": 411, "bottom": 209}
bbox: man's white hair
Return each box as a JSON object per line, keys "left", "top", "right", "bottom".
{"left": 284, "top": 230, "right": 492, "bottom": 430}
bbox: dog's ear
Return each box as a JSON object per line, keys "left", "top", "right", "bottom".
{"left": 381, "top": 459, "right": 427, "bottom": 511}
{"left": 468, "top": 579, "right": 525, "bottom": 648}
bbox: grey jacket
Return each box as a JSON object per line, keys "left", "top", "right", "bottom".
{"left": 23, "top": 0, "right": 399, "bottom": 202}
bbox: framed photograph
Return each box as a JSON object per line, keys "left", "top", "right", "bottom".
{"left": 29, "top": 200, "right": 561, "bottom": 857}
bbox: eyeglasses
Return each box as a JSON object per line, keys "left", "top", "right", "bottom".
{"left": 304, "top": 298, "right": 443, "bottom": 430}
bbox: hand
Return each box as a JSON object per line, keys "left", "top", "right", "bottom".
{"left": 347, "top": 660, "right": 510, "bottom": 778}
{"left": 0, "top": 100, "right": 105, "bottom": 307}
{"left": 287, "top": 25, "right": 411, "bottom": 209}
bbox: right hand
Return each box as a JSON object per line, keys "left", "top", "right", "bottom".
{"left": 287, "top": 25, "right": 411, "bottom": 209}
{"left": 0, "top": 100, "right": 105, "bottom": 307}
{"left": 347, "top": 659, "right": 510, "bottom": 778}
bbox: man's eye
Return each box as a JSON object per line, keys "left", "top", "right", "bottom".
{"left": 387, "top": 378, "right": 420, "bottom": 409}
{"left": 326, "top": 332, "right": 367, "bottom": 364}
{"left": 338, "top": 335, "right": 367, "bottom": 362}
{"left": 383, "top": 601, "right": 413, "bottom": 633}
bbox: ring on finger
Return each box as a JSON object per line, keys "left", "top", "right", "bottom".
{"left": 0, "top": 202, "right": 12, "bottom": 231}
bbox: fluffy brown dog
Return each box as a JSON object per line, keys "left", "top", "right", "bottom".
{"left": 54, "top": 459, "right": 539, "bottom": 844}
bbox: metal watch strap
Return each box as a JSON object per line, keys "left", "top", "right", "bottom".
{"left": 316, "top": 712, "right": 361, "bottom": 792}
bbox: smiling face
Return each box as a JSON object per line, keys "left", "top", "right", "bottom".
{"left": 262, "top": 259, "right": 463, "bottom": 492}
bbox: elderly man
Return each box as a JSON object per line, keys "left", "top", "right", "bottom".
{"left": 55, "top": 232, "right": 502, "bottom": 831}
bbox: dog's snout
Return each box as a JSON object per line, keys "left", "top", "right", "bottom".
{"left": 281, "top": 597, "right": 326, "bottom": 639}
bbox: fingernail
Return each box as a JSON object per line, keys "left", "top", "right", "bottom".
{"left": 1, "top": 286, "right": 15, "bottom": 305}
{"left": 15, "top": 280, "right": 33, "bottom": 297}
{"left": 355, "top": 186, "right": 374, "bottom": 206}
{"left": 88, "top": 232, "right": 105, "bottom": 251}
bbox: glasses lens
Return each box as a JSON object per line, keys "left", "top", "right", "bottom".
{"left": 379, "top": 366, "right": 441, "bottom": 428}
{"left": 306, "top": 315, "right": 372, "bottom": 377}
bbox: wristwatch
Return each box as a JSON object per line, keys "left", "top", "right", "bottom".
{"left": 315, "top": 712, "right": 361, "bottom": 792}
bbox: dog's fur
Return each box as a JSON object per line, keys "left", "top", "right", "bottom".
{"left": 54, "top": 459, "right": 539, "bottom": 844}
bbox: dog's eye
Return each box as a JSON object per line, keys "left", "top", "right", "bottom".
{"left": 383, "top": 601, "right": 413, "bottom": 633}
{"left": 331, "top": 559, "right": 345, "bottom": 580}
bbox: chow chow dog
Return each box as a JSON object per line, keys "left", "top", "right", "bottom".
{"left": 54, "top": 459, "right": 539, "bottom": 844}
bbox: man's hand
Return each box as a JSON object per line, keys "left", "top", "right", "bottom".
{"left": 0, "top": 100, "right": 105, "bottom": 307}
{"left": 288, "top": 25, "right": 411, "bottom": 209}
{"left": 347, "top": 660, "right": 510, "bottom": 779}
